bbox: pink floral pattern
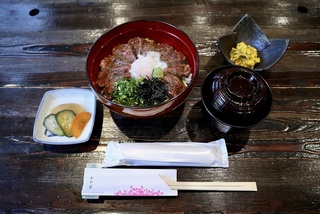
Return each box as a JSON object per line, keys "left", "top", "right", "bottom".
{"left": 114, "top": 185, "right": 164, "bottom": 196}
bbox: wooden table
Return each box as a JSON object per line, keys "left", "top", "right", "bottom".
{"left": 1, "top": 0, "right": 320, "bottom": 213}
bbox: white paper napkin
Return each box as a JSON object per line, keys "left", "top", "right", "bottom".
{"left": 81, "top": 167, "right": 178, "bottom": 198}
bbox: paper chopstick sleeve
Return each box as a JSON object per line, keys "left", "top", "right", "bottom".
{"left": 102, "top": 139, "right": 229, "bottom": 167}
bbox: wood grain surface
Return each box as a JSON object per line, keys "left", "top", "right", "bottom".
{"left": 1, "top": 0, "right": 319, "bottom": 213}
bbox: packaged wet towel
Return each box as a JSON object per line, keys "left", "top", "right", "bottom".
{"left": 102, "top": 139, "right": 229, "bottom": 168}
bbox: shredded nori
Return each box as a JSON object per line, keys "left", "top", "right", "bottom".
{"left": 138, "top": 78, "right": 168, "bottom": 106}
{"left": 111, "top": 77, "right": 168, "bottom": 107}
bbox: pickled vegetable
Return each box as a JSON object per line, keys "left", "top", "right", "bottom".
{"left": 43, "top": 114, "right": 64, "bottom": 136}
{"left": 56, "top": 110, "right": 76, "bottom": 137}
{"left": 230, "top": 42, "right": 260, "bottom": 69}
{"left": 71, "top": 112, "right": 92, "bottom": 138}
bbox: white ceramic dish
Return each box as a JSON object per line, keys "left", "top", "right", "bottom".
{"left": 33, "top": 88, "right": 96, "bottom": 145}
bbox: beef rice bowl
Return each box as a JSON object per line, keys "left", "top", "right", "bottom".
{"left": 86, "top": 20, "right": 199, "bottom": 118}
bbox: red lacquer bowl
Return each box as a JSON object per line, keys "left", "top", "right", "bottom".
{"left": 86, "top": 20, "right": 199, "bottom": 118}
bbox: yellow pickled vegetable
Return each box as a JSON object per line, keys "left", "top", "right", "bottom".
{"left": 230, "top": 42, "right": 260, "bottom": 69}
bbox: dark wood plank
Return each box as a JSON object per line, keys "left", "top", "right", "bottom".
{"left": 1, "top": 52, "right": 320, "bottom": 87}
{"left": 1, "top": 0, "right": 320, "bottom": 213}
{"left": 1, "top": 87, "right": 319, "bottom": 156}
{"left": 1, "top": 154, "right": 319, "bottom": 213}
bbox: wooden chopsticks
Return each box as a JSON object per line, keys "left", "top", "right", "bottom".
{"left": 160, "top": 175, "right": 257, "bottom": 191}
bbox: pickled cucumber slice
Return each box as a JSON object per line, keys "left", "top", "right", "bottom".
{"left": 43, "top": 114, "right": 64, "bottom": 136}
{"left": 56, "top": 110, "right": 76, "bottom": 137}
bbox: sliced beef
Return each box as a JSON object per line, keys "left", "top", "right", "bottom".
{"left": 163, "top": 73, "right": 186, "bottom": 98}
{"left": 156, "top": 43, "right": 175, "bottom": 59}
{"left": 163, "top": 64, "right": 191, "bottom": 78}
{"left": 112, "top": 44, "right": 137, "bottom": 63}
{"left": 159, "top": 48, "right": 187, "bottom": 65}
{"left": 128, "top": 37, "right": 143, "bottom": 56}
{"left": 141, "top": 38, "right": 158, "bottom": 55}
{"left": 99, "top": 55, "right": 131, "bottom": 74}
{"left": 97, "top": 55, "right": 131, "bottom": 99}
